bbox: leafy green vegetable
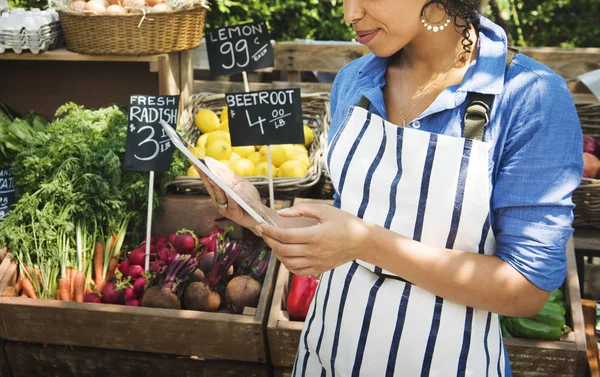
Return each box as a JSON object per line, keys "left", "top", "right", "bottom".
{"left": 0, "top": 108, "right": 47, "bottom": 167}
{"left": 0, "top": 103, "right": 181, "bottom": 297}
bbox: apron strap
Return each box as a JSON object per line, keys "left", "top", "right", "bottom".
{"left": 357, "top": 96, "right": 371, "bottom": 110}
{"left": 463, "top": 47, "right": 519, "bottom": 141}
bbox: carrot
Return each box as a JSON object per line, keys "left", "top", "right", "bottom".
{"left": 69, "top": 268, "right": 77, "bottom": 301}
{"left": 94, "top": 242, "right": 105, "bottom": 292}
{"left": 58, "top": 277, "right": 70, "bottom": 301}
{"left": 105, "top": 257, "right": 119, "bottom": 282}
{"left": 74, "top": 271, "right": 86, "bottom": 303}
{"left": 15, "top": 273, "right": 23, "bottom": 295}
{"left": 33, "top": 267, "right": 42, "bottom": 287}
{"left": 21, "top": 278, "right": 37, "bottom": 299}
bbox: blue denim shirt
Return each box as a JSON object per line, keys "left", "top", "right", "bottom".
{"left": 328, "top": 15, "right": 583, "bottom": 292}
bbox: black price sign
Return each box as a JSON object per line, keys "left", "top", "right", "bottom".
{"left": 124, "top": 95, "right": 180, "bottom": 172}
{"left": 0, "top": 167, "right": 16, "bottom": 220}
{"left": 226, "top": 89, "right": 304, "bottom": 147}
{"left": 206, "top": 21, "right": 274, "bottom": 77}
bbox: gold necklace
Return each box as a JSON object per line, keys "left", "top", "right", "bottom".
{"left": 399, "top": 53, "right": 457, "bottom": 128}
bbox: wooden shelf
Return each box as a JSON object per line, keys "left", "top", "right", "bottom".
{"left": 0, "top": 47, "right": 164, "bottom": 63}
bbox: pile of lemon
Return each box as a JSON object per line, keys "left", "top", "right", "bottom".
{"left": 186, "top": 108, "right": 315, "bottom": 179}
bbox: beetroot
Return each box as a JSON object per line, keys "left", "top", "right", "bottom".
{"left": 126, "top": 265, "right": 145, "bottom": 280}
{"left": 142, "top": 255, "right": 197, "bottom": 310}
{"left": 119, "top": 260, "right": 131, "bottom": 276}
{"left": 173, "top": 229, "right": 199, "bottom": 255}
{"left": 133, "top": 277, "right": 148, "bottom": 299}
{"left": 198, "top": 251, "right": 215, "bottom": 272}
{"left": 149, "top": 261, "right": 166, "bottom": 274}
{"left": 83, "top": 293, "right": 102, "bottom": 304}
{"left": 125, "top": 298, "right": 141, "bottom": 307}
{"left": 190, "top": 268, "right": 205, "bottom": 282}
{"left": 128, "top": 247, "right": 146, "bottom": 266}
{"left": 142, "top": 287, "right": 180, "bottom": 309}
{"left": 225, "top": 276, "right": 262, "bottom": 314}
{"left": 167, "top": 251, "right": 179, "bottom": 265}
{"left": 183, "top": 282, "right": 221, "bottom": 312}
{"left": 124, "top": 287, "right": 136, "bottom": 301}
{"left": 101, "top": 281, "right": 125, "bottom": 305}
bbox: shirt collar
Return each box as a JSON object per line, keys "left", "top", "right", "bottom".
{"left": 356, "top": 14, "right": 508, "bottom": 96}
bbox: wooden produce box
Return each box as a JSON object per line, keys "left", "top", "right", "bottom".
{"left": 1, "top": 341, "right": 271, "bottom": 377}
{"left": 0, "top": 195, "right": 280, "bottom": 366}
{"left": 267, "top": 237, "right": 587, "bottom": 377}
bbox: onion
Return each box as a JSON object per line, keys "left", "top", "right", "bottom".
{"left": 146, "top": 0, "right": 164, "bottom": 7}
{"left": 69, "top": 0, "right": 86, "bottom": 11}
{"left": 84, "top": 0, "right": 106, "bottom": 13}
{"left": 105, "top": 4, "right": 125, "bottom": 14}
{"left": 151, "top": 3, "right": 170, "bottom": 12}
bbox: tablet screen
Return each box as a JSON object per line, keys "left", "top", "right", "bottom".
{"left": 159, "top": 120, "right": 276, "bottom": 226}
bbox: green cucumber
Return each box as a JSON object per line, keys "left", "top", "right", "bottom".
{"left": 529, "top": 305, "right": 566, "bottom": 328}
{"left": 548, "top": 289, "right": 564, "bottom": 304}
{"left": 504, "top": 317, "right": 562, "bottom": 341}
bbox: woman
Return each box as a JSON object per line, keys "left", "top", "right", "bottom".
{"left": 198, "top": 0, "right": 583, "bottom": 375}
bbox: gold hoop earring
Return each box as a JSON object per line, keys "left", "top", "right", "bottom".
{"left": 420, "top": 0, "right": 451, "bottom": 32}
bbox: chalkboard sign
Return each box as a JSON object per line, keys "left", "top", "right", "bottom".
{"left": 226, "top": 89, "right": 304, "bottom": 147}
{"left": 124, "top": 95, "right": 180, "bottom": 172}
{"left": 206, "top": 21, "right": 274, "bottom": 77}
{"left": 0, "top": 167, "right": 15, "bottom": 221}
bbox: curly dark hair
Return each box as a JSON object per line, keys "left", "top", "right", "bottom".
{"left": 443, "top": 0, "right": 481, "bottom": 61}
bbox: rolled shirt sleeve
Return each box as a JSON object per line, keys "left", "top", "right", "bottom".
{"left": 492, "top": 66, "right": 583, "bottom": 291}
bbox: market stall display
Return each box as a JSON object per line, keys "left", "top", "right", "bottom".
{"left": 574, "top": 111, "right": 600, "bottom": 228}
{"left": 173, "top": 92, "right": 330, "bottom": 196}
{"left": 0, "top": 8, "right": 62, "bottom": 54}
{"left": 53, "top": 0, "right": 207, "bottom": 55}
{"left": 267, "top": 201, "right": 588, "bottom": 377}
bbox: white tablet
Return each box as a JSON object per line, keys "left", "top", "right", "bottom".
{"left": 160, "top": 120, "right": 276, "bottom": 226}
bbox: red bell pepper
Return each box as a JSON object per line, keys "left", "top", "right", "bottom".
{"left": 287, "top": 274, "right": 319, "bottom": 321}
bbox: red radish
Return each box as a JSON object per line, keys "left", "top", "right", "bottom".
{"left": 168, "top": 232, "right": 177, "bottom": 245}
{"left": 210, "top": 227, "right": 224, "bottom": 236}
{"left": 101, "top": 281, "right": 125, "bottom": 305}
{"left": 126, "top": 265, "right": 145, "bottom": 280}
{"left": 200, "top": 235, "right": 217, "bottom": 253}
{"left": 133, "top": 277, "right": 147, "bottom": 299}
{"left": 583, "top": 135, "right": 600, "bottom": 157}
{"left": 173, "top": 229, "right": 199, "bottom": 255}
{"left": 125, "top": 298, "right": 141, "bottom": 307}
{"left": 149, "top": 261, "right": 166, "bottom": 274}
{"left": 157, "top": 245, "right": 170, "bottom": 264}
{"left": 124, "top": 287, "right": 136, "bottom": 301}
{"left": 128, "top": 247, "right": 146, "bottom": 266}
{"left": 167, "top": 251, "right": 179, "bottom": 265}
{"left": 119, "top": 260, "right": 131, "bottom": 276}
{"left": 155, "top": 236, "right": 168, "bottom": 246}
{"left": 84, "top": 293, "right": 102, "bottom": 303}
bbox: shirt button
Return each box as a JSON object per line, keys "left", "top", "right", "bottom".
{"left": 412, "top": 121, "right": 421, "bottom": 129}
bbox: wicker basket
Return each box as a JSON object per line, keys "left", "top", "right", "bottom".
{"left": 58, "top": 6, "right": 206, "bottom": 55}
{"left": 574, "top": 102, "right": 600, "bottom": 228}
{"left": 172, "top": 92, "right": 331, "bottom": 197}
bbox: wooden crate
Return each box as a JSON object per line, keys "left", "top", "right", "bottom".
{"left": 1, "top": 341, "right": 271, "bottom": 377}
{"left": 267, "top": 237, "right": 587, "bottom": 376}
{"left": 0, "top": 195, "right": 280, "bottom": 363}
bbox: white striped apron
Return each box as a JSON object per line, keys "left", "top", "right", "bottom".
{"left": 293, "top": 103, "right": 506, "bottom": 377}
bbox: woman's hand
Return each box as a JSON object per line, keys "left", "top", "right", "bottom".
{"left": 255, "top": 203, "right": 373, "bottom": 276}
{"left": 195, "top": 167, "right": 261, "bottom": 230}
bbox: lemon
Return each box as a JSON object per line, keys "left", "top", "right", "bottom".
{"left": 229, "top": 152, "right": 241, "bottom": 163}
{"left": 288, "top": 149, "right": 310, "bottom": 169}
{"left": 205, "top": 140, "right": 232, "bottom": 160}
{"left": 188, "top": 146, "right": 205, "bottom": 159}
{"left": 219, "top": 120, "right": 229, "bottom": 132}
{"left": 255, "top": 145, "right": 263, "bottom": 151}
{"left": 195, "top": 109, "right": 220, "bottom": 134}
{"left": 231, "top": 145, "right": 256, "bottom": 158}
{"left": 254, "top": 162, "right": 277, "bottom": 177}
{"left": 303, "top": 125, "right": 315, "bottom": 146}
{"left": 219, "top": 159, "right": 235, "bottom": 171}
{"left": 187, "top": 165, "right": 199, "bottom": 177}
{"left": 281, "top": 144, "right": 295, "bottom": 156}
{"left": 259, "top": 145, "right": 288, "bottom": 167}
{"left": 233, "top": 158, "right": 255, "bottom": 177}
{"left": 195, "top": 133, "right": 209, "bottom": 149}
{"left": 220, "top": 107, "right": 228, "bottom": 122}
{"left": 292, "top": 144, "right": 309, "bottom": 155}
{"left": 206, "top": 130, "right": 231, "bottom": 146}
{"left": 278, "top": 160, "right": 307, "bottom": 178}
{"left": 247, "top": 151, "right": 262, "bottom": 166}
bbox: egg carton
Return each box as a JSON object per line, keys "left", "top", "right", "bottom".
{"left": 0, "top": 8, "right": 63, "bottom": 54}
